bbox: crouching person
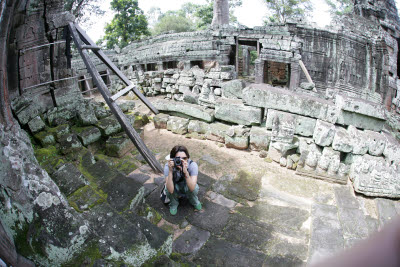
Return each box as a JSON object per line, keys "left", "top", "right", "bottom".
{"left": 164, "top": 145, "right": 202, "bottom": 215}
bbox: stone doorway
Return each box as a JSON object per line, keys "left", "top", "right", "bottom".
{"left": 236, "top": 38, "right": 260, "bottom": 82}
{"left": 264, "top": 61, "right": 291, "bottom": 87}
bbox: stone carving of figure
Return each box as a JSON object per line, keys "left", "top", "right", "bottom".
{"left": 200, "top": 81, "right": 211, "bottom": 99}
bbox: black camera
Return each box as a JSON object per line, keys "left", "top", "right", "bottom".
{"left": 172, "top": 157, "right": 183, "bottom": 183}
{"left": 173, "top": 157, "right": 182, "bottom": 167}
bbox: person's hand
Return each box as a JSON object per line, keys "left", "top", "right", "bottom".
{"left": 182, "top": 159, "right": 189, "bottom": 176}
{"left": 168, "top": 159, "right": 174, "bottom": 171}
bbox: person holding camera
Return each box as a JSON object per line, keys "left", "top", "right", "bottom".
{"left": 164, "top": 145, "right": 202, "bottom": 215}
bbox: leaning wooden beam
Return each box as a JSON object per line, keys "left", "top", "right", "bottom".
{"left": 68, "top": 22, "right": 163, "bottom": 173}
{"left": 74, "top": 24, "right": 159, "bottom": 115}
{"left": 299, "top": 60, "right": 317, "bottom": 92}
{"left": 110, "top": 83, "right": 135, "bottom": 101}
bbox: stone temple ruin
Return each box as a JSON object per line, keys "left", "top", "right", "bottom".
{"left": 1, "top": 0, "right": 400, "bottom": 266}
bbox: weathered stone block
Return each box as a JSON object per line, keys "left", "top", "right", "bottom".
{"left": 350, "top": 155, "right": 400, "bottom": 198}
{"left": 72, "top": 126, "right": 102, "bottom": 146}
{"left": 313, "top": 120, "right": 336, "bottom": 147}
{"left": 167, "top": 116, "right": 189, "bottom": 134}
{"left": 106, "top": 134, "right": 135, "bottom": 157}
{"left": 215, "top": 98, "right": 262, "bottom": 126}
{"left": 347, "top": 125, "right": 368, "bottom": 155}
{"left": 28, "top": 116, "right": 46, "bottom": 134}
{"left": 266, "top": 110, "right": 296, "bottom": 144}
{"left": 364, "top": 130, "right": 386, "bottom": 156}
{"left": 243, "top": 84, "right": 337, "bottom": 123}
{"left": 153, "top": 99, "right": 214, "bottom": 122}
{"left": 47, "top": 106, "right": 75, "bottom": 126}
{"left": 317, "top": 147, "right": 341, "bottom": 175}
{"left": 52, "top": 163, "right": 87, "bottom": 196}
{"left": 117, "top": 100, "right": 136, "bottom": 112}
{"left": 76, "top": 106, "right": 98, "bottom": 126}
{"left": 34, "top": 131, "right": 56, "bottom": 147}
{"left": 153, "top": 113, "right": 170, "bottom": 129}
{"left": 96, "top": 116, "right": 122, "bottom": 136}
{"left": 206, "top": 122, "right": 230, "bottom": 142}
{"left": 90, "top": 102, "right": 111, "bottom": 119}
{"left": 225, "top": 135, "right": 249, "bottom": 150}
{"left": 177, "top": 77, "right": 195, "bottom": 87}
{"left": 332, "top": 127, "right": 353, "bottom": 153}
{"left": 188, "top": 120, "right": 209, "bottom": 134}
{"left": 221, "top": 79, "right": 245, "bottom": 99}
{"left": 382, "top": 132, "right": 400, "bottom": 165}
{"left": 249, "top": 127, "right": 272, "bottom": 151}
{"left": 59, "top": 134, "right": 83, "bottom": 155}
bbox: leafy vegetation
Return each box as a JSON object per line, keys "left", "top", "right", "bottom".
{"left": 99, "top": 0, "right": 150, "bottom": 49}
{"left": 64, "top": 0, "right": 105, "bottom": 24}
{"left": 325, "top": 0, "right": 354, "bottom": 17}
{"left": 263, "top": 0, "right": 313, "bottom": 24}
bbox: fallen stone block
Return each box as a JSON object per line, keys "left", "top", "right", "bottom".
{"left": 313, "top": 120, "right": 336, "bottom": 147}
{"left": 347, "top": 125, "right": 368, "bottom": 155}
{"left": 28, "top": 116, "right": 46, "bottom": 134}
{"left": 243, "top": 84, "right": 337, "bottom": 123}
{"left": 153, "top": 113, "right": 170, "bottom": 129}
{"left": 267, "top": 109, "right": 296, "bottom": 143}
{"left": 266, "top": 109, "right": 316, "bottom": 137}
{"left": 96, "top": 116, "right": 122, "bottom": 136}
{"left": 117, "top": 100, "right": 136, "bottom": 112}
{"left": 154, "top": 99, "right": 215, "bottom": 122}
{"left": 382, "top": 132, "right": 400, "bottom": 165}
{"left": 188, "top": 120, "right": 209, "bottom": 134}
{"left": 215, "top": 98, "right": 262, "bottom": 126}
{"left": 225, "top": 135, "right": 249, "bottom": 150}
{"left": 34, "top": 131, "right": 56, "bottom": 147}
{"left": 106, "top": 134, "right": 135, "bottom": 157}
{"left": 52, "top": 163, "right": 87, "bottom": 196}
{"left": 47, "top": 106, "right": 75, "bottom": 126}
{"left": 364, "top": 130, "right": 386, "bottom": 156}
{"left": 350, "top": 154, "right": 400, "bottom": 198}
{"left": 249, "top": 127, "right": 272, "bottom": 151}
{"left": 221, "top": 79, "right": 245, "bottom": 99}
{"left": 72, "top": 126, "right": 102, "bottom": 146}
{"left": 206, "top": 122, "right": 230, "bottom": 142}
{"left": 76, "top": 106, "right": 98, "bottom": 126}
{"left": 59, "top": 133, "right": 83, "bottom": 155}
{"left": 167, "top": 116, "right": 189, "bottom": 134}
{"left": 332, "top": 127, "right": 353, "bottom": 153}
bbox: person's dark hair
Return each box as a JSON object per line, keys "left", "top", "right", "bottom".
{"left": 170, "top": 145, "right": 190, "bottom": 159}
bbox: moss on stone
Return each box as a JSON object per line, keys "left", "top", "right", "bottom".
{"left": 265, "top": 157, "right": 273, "bottom": 163}
{"left": 34, "top": 146, "right": 65, "bottom": 174}
{"left": 67, "top": 185, "right": 106, "bottom": 213}
{"left": 95, "top": 153, "right": 138, "bottom": 175}
{"left": 159, "top": 223, "right": 174, "bottom": 235}
{"left": 34, "top": 130, "right": 56, "bottom": 147}
{"left": 61, "top": 241, "right": 102, "bottom": 267}
{"left": 138, "top": 206, "right": 163, "bottom": 225}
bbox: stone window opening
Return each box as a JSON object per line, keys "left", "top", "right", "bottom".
{"left": 163, "top": 61, "right": 178, "bottom": 69}
{"left": 99, "top": 70, "right": 111, "bottom": 87}
{"left": 147, "top": 63, "right": 157, "bottom": 71}
{"left": 264, "top": 61, "right": 291, "bottom": 87}
{"left": 190, "top": 61, "right": 204, "bottom": 69}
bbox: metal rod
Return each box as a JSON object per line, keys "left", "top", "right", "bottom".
{"left": 21, "top": 72, "right": 111, "bottom": 91}
{"left": 19, "top": 40, "right": 66, "bottom": 54}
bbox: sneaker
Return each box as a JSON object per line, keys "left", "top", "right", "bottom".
{"left": 194, "top": 203, "right": 202, "bottom": 211}
{"left": 170, "top": 207, "right": 177, "bottom": 215}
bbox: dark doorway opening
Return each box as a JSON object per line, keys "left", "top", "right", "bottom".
{"left": 237, "top": 38, "right": 259, "bottom": 81}
{"left": 163, "top": 61, "right": 178, "bottom": 69}
{"left": 191, "top": 60, "right": 204, "bottom": 69}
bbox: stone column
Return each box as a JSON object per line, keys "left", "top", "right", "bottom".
{"left": 255, "top": 59, "right": 264, "bottom": 84}
{"left": 290, "top": 62, "right": 300, "bottom": 90}
{"left": 242, "top": 46, "right": 250, "bottom": 76}
{"left": 157, "top": 62, "right": 164, "bottom": 71}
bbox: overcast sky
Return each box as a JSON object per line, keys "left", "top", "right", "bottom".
{"left": 86, "top": 0, "right": 400, "bottom": 42}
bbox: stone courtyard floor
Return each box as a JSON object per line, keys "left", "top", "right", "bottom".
{"left": 136, "top": 120, "right": 400, "bottom": 266}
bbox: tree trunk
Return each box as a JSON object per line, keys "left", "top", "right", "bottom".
{"left": 211, "top": 0, "right": 229, "bottom": 26}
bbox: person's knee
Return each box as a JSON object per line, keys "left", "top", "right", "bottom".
{"left": 188, "top": 184, "right": 199, "bottom": 194}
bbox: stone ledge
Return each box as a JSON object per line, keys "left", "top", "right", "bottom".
{"left": 153, "top": 99, "right": 215, "bottom": 122}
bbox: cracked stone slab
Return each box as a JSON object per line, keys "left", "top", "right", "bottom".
{"left": 102, "top": 173, "right": 143, "bottom": 212}
{"left": 123, "top": 211, "right": 171, "bottom": 250}
{"left": 221, "top": 213, "right": 273, "bottom": 250}
{"left": 334, "top": 186, "right": 360, "bottom": 209}
{"left": 52, "top": 163, "right": 87, "bottom": 196}
{"left": 208, "top": 191, "right": 236, "bottom": 208}
{"left": 192, "top": 237, "right": 266, "bottom": 267}
{"left": 187, "top": 200, "right": 230, "bottom": 234}
{"left": 153, "top": 99, "right": 215, "bottom": 122}
{"left": 127, "top": 173, "right": 151, "bottom": 184}
{"left": 236, "top": 202, "right": 309, "bottom": 234}
{"left": 308, "top": 204, "right": 344, "bottom": 263}
{"left": 172, "top": 226, "right": 210, "bottom": 255}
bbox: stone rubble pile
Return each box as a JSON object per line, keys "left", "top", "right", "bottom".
{"left": 153, "top": 82, "right": 400, "bottom": 198}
